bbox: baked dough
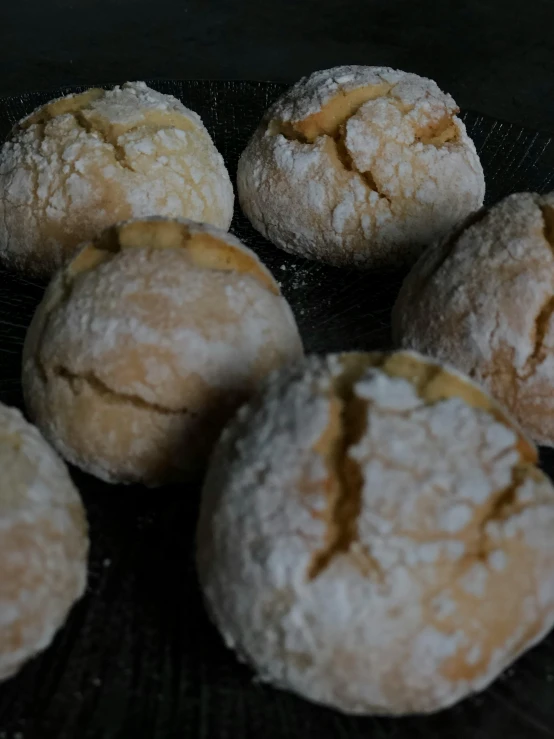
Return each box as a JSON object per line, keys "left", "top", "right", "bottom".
{"left": 237, "top": 66, "right": 484, "bottom": 268}
{"left": 22, "top": 217, "right": 303, "bottom": 485}
{"left": 393, "top": 192, "right": 554, "bottom": 446}
{"left": 0, "top": 401, "right": 88, "bottom": 680}
{"left": 0, "top": 82, "right": 234, "bottom": 277}
{"left": 197, "top": 350, "right": 554, "bottom": 715}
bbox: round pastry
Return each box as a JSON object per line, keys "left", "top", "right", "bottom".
{"left": 22, "top": 217, "right": 303, "bottom": 486}
{"left": 197, "top": 350, "right": 554, "bottom": 715}
{"left": 393, "top": 192, "right": 554, "bottom": 446}
{"left": 237, "top": 65, "right": 485, "bottom": 268}
{"left": 0, "top": 82, "right": 234, "bottom": 277}
{"left": 0, "top": 401, "right": 88, "bottom": 680}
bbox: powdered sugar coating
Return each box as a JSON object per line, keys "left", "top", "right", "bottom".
{"left": 0, "top": 402, "right": 88, "bottom": 680}
{"left": 22, "top": 218, "right": 303, "bottom": 485}
{"left": 271, "top": 66, "right": 450, "bottom": 124}
{"left": 0, "top": 82, "right": 234, "bottom": 277}
{"left": 238, "top": 66, "right": 484, "bottom": 268}
{"left": 197, "top": 351, "right": 554, "bottom": 715}
{"left": 393, "top": 191, "right": 554, "bottom": 446}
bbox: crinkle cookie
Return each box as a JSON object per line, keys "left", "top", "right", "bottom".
{"left": 197, "top": 351, "right": 554, "bottom": 714}
{"left": 393, "top": 192, "right": 554, "bottom": 446}
{"left": 22, "top": 217, "right": 303, "bottom": 485}
{"left": 238, "top": 66, "right": 484, "bottom": 268}
{"left": 0, "top": 402, "right": 88, "bottom": 681}
{"left": 0, "top": 82, "right": 234, "bottom": 276}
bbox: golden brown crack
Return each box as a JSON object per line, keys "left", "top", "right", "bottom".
{"left": 523, "top": 294, "right": 554, "bottom": 380}
{"left": 277, "top": 83, "right": 394, "bottom": 143}
{"left": 67, "top": 220, "right": 279, "bottom": 295}
{"left": 488, "top": 469, "right": 522, "bottom": 516}
{"left": 82, "top": 107, "right": 198, "bottom": 140}
{"left": 457, "top": 464, "right": 545, "bottom": 580}
{"left": 307, "top": 354, "right": 384, "bottom": 579}
{"left": 541, "top": 204, "right": 554, "bottom": 249}
{"left": 67, "top": 244, "right": 114, "bottom": 276}
{"left": 273, "top": 85, "right": 458, "bottom": 200}
{"left": 52, "top": 365, "right": 189, "bottom": 416}
{"left": 72, "top": 111, "right": 135, "bottom": 172}
{"left": 382, "top": 352, "right": 536, "bottom": 463}
{"left": 19, "top": 87, "right": 197, "bottom": 139}
{"left": 380, "top": 351, "right": 496, "bottom": 411}
{"left": 307, "top": 359, "right": 369, "bottom": 580}
{"left": 306, "top": 350, "right": 538, "bottom": 582}
{"left": 17, "top": 91, "right": 136, "bottom": 171}
{"left": 438, "top": 463, "right": 546, "bottom": 685}
{"left": 18, "top": 87, "right": 199, "bottom": 178}
{"left": 414, "top": 113, "right": 460, "bottom": 147}
{"left": 71, "top": 108, "right": 198, "bottom": 171}
{"left": 273, "top": 88, "right": 394, "bottom": 202}
{"left": 515, "top": 205, "right": 554, "bottom": 382}
{"left": 274, "top": 91, "right": 458, "bottom": 205}
{"left": 520, "top": 204, "right": 554, "bottom": 381}
{"left": 19, "top": 89, "right": 106, "bottom": 129}
{"left": 473, "top": 467, "right": 523, "bottom": 561}
{"left": 27, "top": 264, "right": 164, "bottom": 421}
{"left": 331, "top": 127, "right": 391, "bottom": 202}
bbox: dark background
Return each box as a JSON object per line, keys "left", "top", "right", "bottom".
{"left": 1, "top": 0, "right": 554, "bottom": 133}
{"left": 2, "top": 4, "right": 554, "bottom": 738}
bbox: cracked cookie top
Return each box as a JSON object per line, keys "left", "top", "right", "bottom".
{"left": 237, "top": 66, "right": 485, "bottom": 268}
{"left": 0, "top": 82, "right": 234, "bottom": 277}
{"left": 21, "top": 218, "right": 303, "bottom": 485}
{"left": 393, "top": 191, "right": 554, "bottom": 446}
{"left": 0, "top": 401, "right": 88, "bottom": 680}
{"left": 197, "top": 350, "right": 554, "bottom": 714}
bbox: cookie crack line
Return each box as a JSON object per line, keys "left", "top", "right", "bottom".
{"left": 274, "top": 81, "right": 396, "bottom": 144}
{"left": 307, "top": 370, "right": 371, "bottom": 580}
{"left": 50, "top": 365, "right": 188, "bottom": 416}
{"left": 332, "top": 129, "right": 392, "bottom": 203}
{"left": 521, "top": 294, "right": 554, "bottom": 381}
{"left": 273, "top": 121, "right": 392, "bottom": 203}
{"left": 272, "top": 83, "right": 458, "bottom": 205}
{"left": 417, "top": 462, "right": 537, "bottom": 612}
{"left": 15, "top": 87, "right": 140, "bottom": 180}
{"left": 305, "top": 353, "right": 539, "bottom": 582}
{"left": 518, "top": 205, "right": 554, "bottom": 382}
{"left": 72, "top": 111, "right": 136, "bottom": 173}
{"left": 471, "top": 463, "right": 537, "bottom": 563}
{"left": 541, "top": 204, "right": 554, "bottom": 252}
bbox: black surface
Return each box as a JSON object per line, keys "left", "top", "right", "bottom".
{"left": 1, "top": 81, "right": 554, "bottom": 738}
{"left": 2, "top": 0, "right": 554, "bottom": 136}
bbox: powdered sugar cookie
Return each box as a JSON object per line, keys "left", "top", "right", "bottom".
{"left": 0, "top": 82, "right": 234, "bottom": 277}
{"left": 238, "top": 66, "right": 484, "bottom": 268}
{"left": 393, "top": 192, "right": 554, "bottom": 446}
{"left": 22, "top": 217, "right": 303, "bottom": 485}
{"left": 0, "top": 402, "right": 88, "bottom": 680}
{"left": 197, "top": 351, "right": 554, "bottom": 714}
